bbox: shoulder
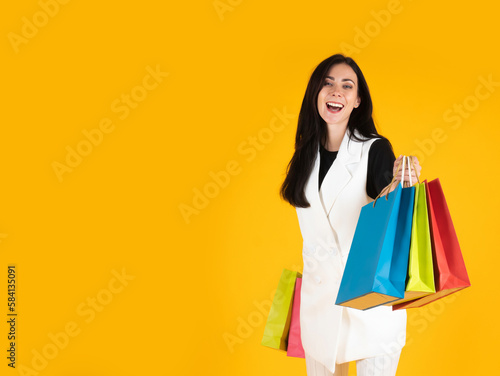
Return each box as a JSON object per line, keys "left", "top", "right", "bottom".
{"left": 350, "top": 135, "right": 391, "bottom": 157}
{"left": 349, "top": 130, "right": 391, "bottom": 149}
{"left": 367, "top": 137, "right": 396, "bottom": 171}
{"left": 368, "top": 137, "right": 394, "bottom": 157}
{"left": 346, "top": 131, "right": 394, "bottom": 161}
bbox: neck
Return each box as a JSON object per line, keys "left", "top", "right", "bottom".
{"left": 324, "top": 124, "right": 347, "bottom": 151}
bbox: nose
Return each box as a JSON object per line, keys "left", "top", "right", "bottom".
{"left": 330, "top": 91, "right": 342, "bottom": 99}
{"left": 330, "top": 86, "right": 343, "bottom": 97}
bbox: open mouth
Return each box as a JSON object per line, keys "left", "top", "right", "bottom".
{"left": 326, "top": 102, "right": 344, "bottom": 113}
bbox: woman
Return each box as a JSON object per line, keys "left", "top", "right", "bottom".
{"left": 280, "top": 54, "right": 421, "bottom": 376}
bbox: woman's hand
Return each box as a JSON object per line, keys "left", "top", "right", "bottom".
{"left": 393, "top": 155, "right": 421, "bottom": 185}
{"left": 385, "top": 155, "right": 422, "bottom": 193}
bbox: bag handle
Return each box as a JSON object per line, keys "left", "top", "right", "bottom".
{"left": 401, "top": 155, "right": 407, "bottom": 188}
{"left": 405, "top": 156, "right": 412, "bottom": 188}
{"left": 403, "top": 155, "right": 421, "bottom": 188}
{"left": 403, "top": 156, "right": 421, "bottom": 187}
{"left": 410, "top": 156, "right": 421, "bottom": 185}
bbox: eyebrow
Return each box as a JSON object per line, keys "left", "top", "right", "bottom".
{"left": 325, "top": 76, "right": 356, "bottom": 85}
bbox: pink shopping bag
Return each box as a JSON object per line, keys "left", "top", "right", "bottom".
{"left": 286, "top": 277, "right": 305, "bottom": 358}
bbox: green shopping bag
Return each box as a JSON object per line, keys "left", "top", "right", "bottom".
{"left": 261, "top": 269, "right": 301, "bottom": 351}
{"left": 387, "top": 181, "right": 435, "bottom": 305}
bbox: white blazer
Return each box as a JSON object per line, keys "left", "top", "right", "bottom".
{"left": 297, "top": 130, "right": 407, "bottom": 373}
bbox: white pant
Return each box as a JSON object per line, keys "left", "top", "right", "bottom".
{"left": 305, "top": 351, "right": 402, "bottom": 376}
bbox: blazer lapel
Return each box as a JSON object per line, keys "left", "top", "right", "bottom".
{"left": 319, "top": 130, "right": 363, "bottom": 217}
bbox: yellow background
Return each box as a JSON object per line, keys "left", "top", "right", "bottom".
{"left": 1, "top": 0, "right": 498, "bottom": 375}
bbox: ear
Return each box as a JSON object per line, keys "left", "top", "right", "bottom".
{"left": 354, "top": 96, "right": 361, "bottom": 108}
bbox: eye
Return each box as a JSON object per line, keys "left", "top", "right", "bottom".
{"left": 324, "top": 81, "right": 332, "bottom": 86}
{"left": 343, "top": 85, "right": 353, "bottom": 89}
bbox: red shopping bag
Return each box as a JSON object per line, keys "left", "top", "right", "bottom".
{"left": 286, "top": 277, "right": 305, "bottom": 358}
{"left": 393, "top": 179, "right": 470, "bottom": 310}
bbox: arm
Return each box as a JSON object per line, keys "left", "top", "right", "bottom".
{"left": 366, "top": 138, "right": 396, "bottom": 199}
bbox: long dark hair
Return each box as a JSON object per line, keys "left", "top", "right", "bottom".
{"left": 280, "top": 53, "right": 386, "bottom": 208}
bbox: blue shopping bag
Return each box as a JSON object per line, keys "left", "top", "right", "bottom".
{"left": 335, "top": 170, "right": 415, "bottom": 310}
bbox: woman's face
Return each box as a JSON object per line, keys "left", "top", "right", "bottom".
{"left": 317, "top": 63, "right": 361, "bottom": 129}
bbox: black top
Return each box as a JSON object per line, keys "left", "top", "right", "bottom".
{"left": 318, "top": 138, "right": 395, "bottom": 199}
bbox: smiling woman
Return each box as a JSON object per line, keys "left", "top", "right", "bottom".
{"left": 279, "top": 54, "right": 421, "bottom": 376}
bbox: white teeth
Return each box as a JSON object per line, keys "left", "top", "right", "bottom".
{"left": 327, "top": 102, "right": 344, "bottom": 108}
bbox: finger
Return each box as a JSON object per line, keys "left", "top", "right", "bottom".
{"left": 405, "top": 170, "right": 419, "bottom": 177}
{"left": 407, "top": 157, "right": 422, "bottom": 175}
{"left": 394, "top": 155, "right": 404, "bottom": 165}
{"left": 401, "top": 172, "right": 419, "bottom": 181}
{"left": 410, "top": 156, "right": 421, "bottom": 168}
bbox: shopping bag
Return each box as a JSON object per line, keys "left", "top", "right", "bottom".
{"left": 286, "top": 277, "right": 305, "bottom": 358}
{"left": 261, "top": 269, "right": 301, "bottom": 350}
{"left": 393, "top": 179, "right": 470, "bottom": 309}
{"left": 386, "top": 181, "right": 435, "bottom": 306}
{"left": 335, "top": 157, "right": 415, "bottom": 310}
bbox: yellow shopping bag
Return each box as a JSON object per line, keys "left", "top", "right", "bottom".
{"left": 261, "top": 269, "right": 301, "bottom": 351}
